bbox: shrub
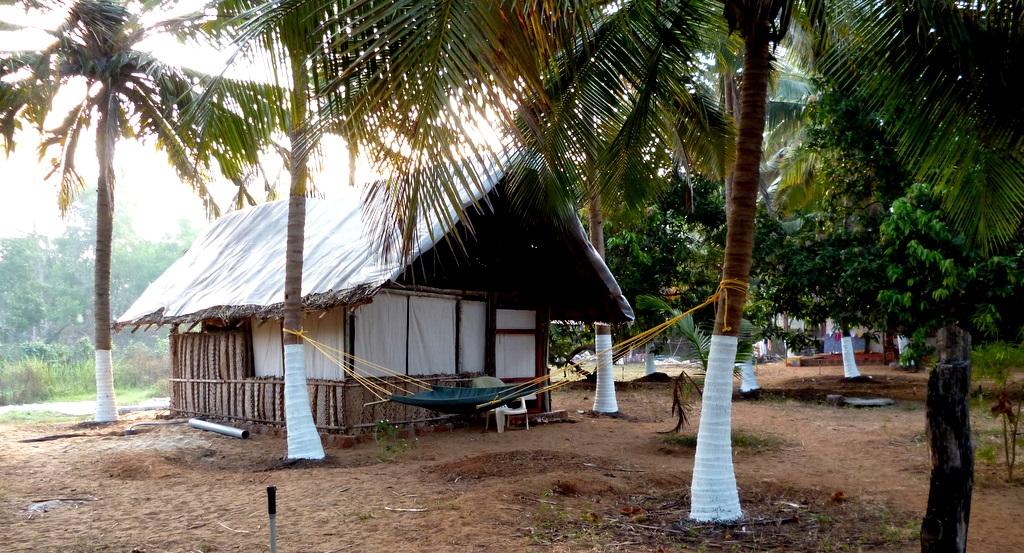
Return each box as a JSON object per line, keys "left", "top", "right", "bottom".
{"left": 973, "top": 341, "right": 1024, "bottom": 481}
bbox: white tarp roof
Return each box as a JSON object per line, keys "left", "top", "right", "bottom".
{"left": 117, "top": 163, "right": 634, "bottom": 328}
{"left": 117, "top": 165, "right": 503, "bottom": 327}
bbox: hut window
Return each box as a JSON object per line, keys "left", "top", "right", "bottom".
{"left": 302, "top": 307, "right": 345, "bottom": 380}
{"left": 353, "top": 292, "right": 408, "bottom": 376}
{"left": 460, "top": 301, "right": 487, "bottom": 373}
{"left": 496, "top": 334, "right": 536, "bottom": 379}
{"left": 496, "top": 309, "right": 536, "bottom": 330}
{"left": 407, "top": 297, "right": 457, "bottom": 376}
{"left": 252, "top": 318, "right": 284, "bottom": 377}
{"left": 495, "top": 309, "right": 537, "bottom": 379}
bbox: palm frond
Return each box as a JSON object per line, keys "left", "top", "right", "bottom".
{"left": 823, "top": 0, "right": 1024, "bottom": 250}
{"left": 774, "top": 145, "right": 821, "bottom": 213}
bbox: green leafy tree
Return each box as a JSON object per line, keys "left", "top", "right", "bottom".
{"left": 753, "top": 87, "right": 908, "bottom": 358}
{"left": 879, "top": 184, "right": 1023, "bottom": 353}
{"left": 606, "top": 174, "right": 726, "bottom": 336}
{"left": 0, "top": 197, "right": 194, "bottom": 347}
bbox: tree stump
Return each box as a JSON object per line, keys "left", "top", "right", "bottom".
{"left": 920, "top": 325, "right": 973, "bottom": 553}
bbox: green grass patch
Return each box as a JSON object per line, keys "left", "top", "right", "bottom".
{"left": 50, "top": 385, "right": 164, "bottom": 405}
{"left": 662, "top": 431, "right": 785, "bottom": 451}
{"left": 0, "top": 410, "right": 90, "bottom": 425}
{"left": 0, "top": 344, "right": 168, "bottom": 407}
{"left": 0, "top": 386, "right": 163, "bottom": 426}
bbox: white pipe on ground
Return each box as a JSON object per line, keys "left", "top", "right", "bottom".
{"left": 284, "top": 344, "right": 325, "bottom": 460}
{"left": 94, "top": 350, "right": 118, "bottom": 422}
{"left": 592, "top": 331, "right": 618, "bottom": 413}
{"left": 841, "top": 335, "right": 862, "bottom": 378}
{"left": 690, "top": 335, "right": 742, "bottom": 522}
{"left": 188, "top": 418, "right": 250, "bottom": 439}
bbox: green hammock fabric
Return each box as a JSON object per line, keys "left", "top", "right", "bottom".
{"left": 390, "top": 384, "right": 538, "bottom": 415}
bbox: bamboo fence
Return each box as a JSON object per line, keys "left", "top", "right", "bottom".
{"left": 169, "top": 331, "right": 476, "bottom": 433}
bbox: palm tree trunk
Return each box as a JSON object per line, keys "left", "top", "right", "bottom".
{"left": 281, "top": 63, "right": 324, "bottom": 461}
{"left": 645, "top": 342, "right": 657, "bottom": 376}
{"left": 689, "top": 33, "right": 773, "bottom": 523}
{"left": 589, "top": 190, "right": 617, "bottom": 413}
{"left": 921, "top": 325, "right": 973, "bottom": 552}
{"left": 94, "top": 90, "right": 118, "bottom": 423}
{"left": 739, "top": 356, "right": 759, "bottom": 394}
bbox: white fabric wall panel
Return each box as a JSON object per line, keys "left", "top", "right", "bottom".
{"left": 460, "top": 301, "right": 487, "bottom": 373}
{"left": 496, "top": 309, "right": 536, "bottom": 329}
{"left": 252, "top": 318, "right": 283, "bottom": 377}
{"left": 354, "top": 293, "right": 408, "bottom": 376}
{"left": 408, "top": 297, "right": 457, "bottom": 375}
{"left": 302, "top": 307, "right": 345, "bottom": 380}
{"left": 496, "top": 334, "right": 536, "bottom": 379}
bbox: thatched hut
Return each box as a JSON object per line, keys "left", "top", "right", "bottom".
{"left": 116, "top": 170, "right": 633, "bottom": 434}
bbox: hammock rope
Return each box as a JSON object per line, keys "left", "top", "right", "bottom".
{"left": 280, "top": 278, "right": 747, "bottom": 411}
{"left": 529, "top": 278, "right": 749, "bottom": 398}
{"left": 284, "top": 328, "right": 432, "bottom": 391}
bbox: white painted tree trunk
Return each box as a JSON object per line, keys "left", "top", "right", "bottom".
{"left": 739, "top": 356, "right": 759, "bottom": 393}
{"left": 645, "top": 342, "right": 656, "bottom": 376}
{"left": 284, "top": 344, "right": 325, "bottom": 460}
{"left": 690, "top": 335, "right": 742, "bottom": 521}
{"left": 592, "top": 328, "right": 618, "bottom": 413}
{"left": 896, "top": 335, "right": 910, "bottom": 355}
{"left": 94, "top": 349, "right": 118, "bottom": 422}
{"left": 841, "top": 334, "right": 862, "bottom": 378}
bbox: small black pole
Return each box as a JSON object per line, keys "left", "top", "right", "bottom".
{"left": 267, "top": 486, "right": 277, "bottom": 553}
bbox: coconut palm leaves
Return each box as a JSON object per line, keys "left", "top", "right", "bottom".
{"left": 823, "top": 0, "right": 1024, "bottom": 250}
{"left": 229, "top": 0, "right": 730, "bottom": 254}
{"left": 1, "top": 0, "right": 278, "bottom": 217}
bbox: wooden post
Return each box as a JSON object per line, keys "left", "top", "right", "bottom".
{"left": 485, "top": 292, "right": 497, "bottom": 377}
{"left": 920, "top": 324, "right": 973, "bottom": 553}
{"left": 536, "top": 305, "right": 551, "bottom": 412}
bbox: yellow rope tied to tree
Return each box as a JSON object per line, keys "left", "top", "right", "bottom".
{"left": 716, "top": 278, "right": 750, "bottom": 333}
{"left": 280, "top": 278, "right": 749, "bottom": 406}
{"left": 533, "top": 278, "right": 749, "bottom": 397}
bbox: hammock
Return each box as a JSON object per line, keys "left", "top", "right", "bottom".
{"left": 390, "top": 384, "right": 539, "bottom": 415}
{"left": 284, "top": 279, "right": 749, "bottom": 415}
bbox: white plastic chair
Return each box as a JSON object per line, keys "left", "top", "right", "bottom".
{"left": 494, "top": 393, "right": 535, "bottom": 433}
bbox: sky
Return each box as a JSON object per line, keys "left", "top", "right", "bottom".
{"left": 0, "top": 1, "right": 371, "bottom": 242}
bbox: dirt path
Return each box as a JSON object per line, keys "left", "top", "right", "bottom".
{"left": 0, "top": 363, "right": 1020, "bottom": 552}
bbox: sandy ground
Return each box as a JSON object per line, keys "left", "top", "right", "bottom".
{"left": 1, "top": 362, "right": 1021, "bottom": 553}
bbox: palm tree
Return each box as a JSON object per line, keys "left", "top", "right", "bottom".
{"left": 509, "top": 0, "right": 730, "bottom": 415}
{"left": 209, "top": 0, "right": 359, "bottom": 460}
{"left": 0, "top": 0, "right": 266, "bottom": 423}
{"left": 587, "top": 192, "right": 618, "bottom": 413}
{"left": 681, "top": 0, "right": 829, "bottom": 522}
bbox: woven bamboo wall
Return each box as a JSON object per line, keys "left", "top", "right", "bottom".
{"left": 169, "top": 331, "right": 478, "bottom": 433}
